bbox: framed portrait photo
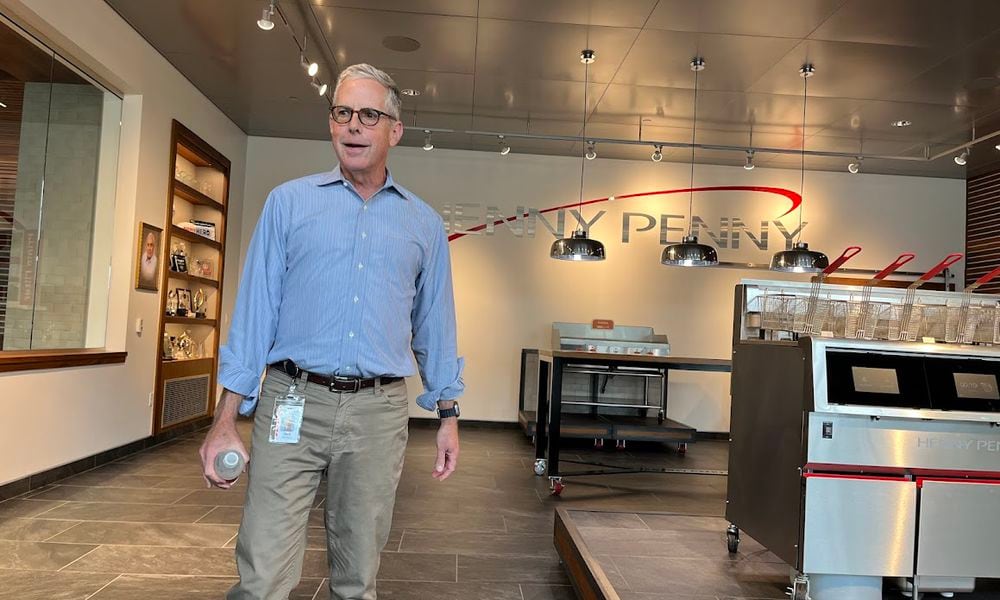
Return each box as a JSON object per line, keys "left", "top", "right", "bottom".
{"left": 135, "top": 222, "right": 163, "bottom": 291}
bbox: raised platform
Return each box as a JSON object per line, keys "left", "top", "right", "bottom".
{"left": 553, "top": 508, "right": 1000, "bottom": 599}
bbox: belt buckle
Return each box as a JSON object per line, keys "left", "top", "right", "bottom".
{"left": 331, "top": 376, "right": 361, "bottom": 393}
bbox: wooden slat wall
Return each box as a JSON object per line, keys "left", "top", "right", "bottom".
{"left": 0, "top": 81, "right": 25, "bottom": 348}
{"left": 966, "top": 170, "right": 1000, "bottom": 293}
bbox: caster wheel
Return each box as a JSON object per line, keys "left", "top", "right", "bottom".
{"left": 726, "top": 525, "right": 740, "bottom": 554}
{"left": 593, "top": 438, "right": 604, "bottom": 450}
{"left": 677, "top": 443, "right": 688, "bottom": 455}
{"left": 615, "top": 439, "right": 626, "bottom": 450}
{"left": 533, "top": 459, "right": 547, "bottom": 476}
{"left": 550, "top": 480, "right": 565, "bottom": 496}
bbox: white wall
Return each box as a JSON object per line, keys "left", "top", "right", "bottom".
{"left": 0, "top": 0, "right": 247, "bottom": 486}
{"left": 243, "top": 137, "right": 965, "bottom": 431}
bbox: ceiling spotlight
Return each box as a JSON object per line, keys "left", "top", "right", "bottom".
{"left": 690, "top": 57, "right": 706, "bottom": 72}
{"left": 0, "top": 100, "right": 6, "bottom": 109}
{"left": 651, "top": 145, "right": 663, "bottom": 162}
{"left": 580, "top": 49, "right": 596, "bottom": 64}
{"left": 422, "top": 129, "right": 434, "bottom": 151}
{"left": 890, "top": 119, "right": 912, "bottom": 128}
{"left": 311, "top": 79, "right": 327, "bottom": 96}
{"left": 955, "top": 150, "right": 968, "bottom": 166}
{"left": 498, "top": 135, "right": 511, "bottom": 156}
{"left": 847, "top": 159, "right": 861, "bottom": 174}
{"left": 995, "top": 143, "right": 1000, "bottom": 151}
{"left": 585, "top": 141, "right": 597, "bottom": 160}
{"left": 744, "top": 149, "right": 755, "bottom": 170}
{"left": 257, "top": 0, "right": 275, "bottom": 30}
{"left": 400, "top": 89, "right": 421, "bottom": 97}
{"left": 301, "top": 55, "right": 318, "bottom": 77}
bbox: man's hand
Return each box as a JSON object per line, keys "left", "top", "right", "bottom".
{"left": 199, "top": 390, "right": 249, "bottom": 489}
{"left": 432, "top": 419, "right": 459, "bottom": 481}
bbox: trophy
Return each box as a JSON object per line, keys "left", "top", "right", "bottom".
{"left": 166, "top": 290, "right": 177, "bottom": 316}
{"left": 193, "top": 288, "right": 207, "bottom": 319}
{"left": 170, "top": 242, "right": 188, "bottom": 273}
{"left": 162, "top": 332, "right": 174, "bottom": 360}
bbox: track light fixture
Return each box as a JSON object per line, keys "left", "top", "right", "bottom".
{"left": 498, "top": 135, "right": 511, "bottom": 155}
{"left": 651, "top": 145, "right": 663, "bottom": 162}
{"left": 422, "top": 130, "right": 434, "bottom": 151}
{"left": 744, "top": 150, "right": 755, "bottom": 170}
{"left": 955, "top": 149, "right": 968, "bottom": 165}
{"left": 301, "top": 55, "right": 318, "bottom": 77}
{"left": 257, "top": 0, "right": 276, "bottom": 30}
{"left": 311, "top": 79, "right": 327, "bottom": 96}
{"left": 848, "top": 158, "right": 861, "bottom": 174}
{"left": 585, "top": 141, "right": 597, "bottom": 160}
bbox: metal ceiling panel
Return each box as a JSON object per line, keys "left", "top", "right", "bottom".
{"left": 471, "top": 77, "right": 605, "bottom": 122}
{"left": 474, "top": 19, "right": 639, "bottom": 84}
{"left": 809, "top": 0, "right": 1000, "bottom": 49}
{"left": 645, "top": 0, "right": 846, "bottom": 39}
{"left": 748, "top": 40, "right": 944, "bottom": 100}
{"left": 389, "top": 70, "right": 475, "bottom": 115}
{"left": 612, "top": 30, "right": 799, "bottom": 92}
{"left": 816, "top": 99, "right": 976, "bottom": 144}
{"left": 887, "top": 30, "right": 1000, "bottom": 107}
{"left": 308, "top": 0, "right": 478, "bottom": 17}
{"left": 479, "top": 0, "right": 658, "bottom": 29}
{"left": 309, "top": 5, "right": 477, "bottom": 73}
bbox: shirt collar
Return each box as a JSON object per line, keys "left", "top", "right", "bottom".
{"left": 315, "top": 165, "right": 407, "bottom": 200}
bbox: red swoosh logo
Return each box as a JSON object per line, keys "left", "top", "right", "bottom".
{"left": 448, "top": 185, "right": 801, "bottom": 242}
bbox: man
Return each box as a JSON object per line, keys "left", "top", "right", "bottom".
{"left": 199, "top": 63, "right": 464, "bottom": 600}
{"left": 139, "top": 231, "right": 158, "bottom": 288}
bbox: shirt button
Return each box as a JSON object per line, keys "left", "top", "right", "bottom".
{"left": 349, "top": 331, "right": 355, "bottom": 338}
{"left": 363, "top": 204, "right": 368, "bottom": 211}
{"left": 361, "top": 232, "right": 367, "bottom": 239}
{"left": 353, "top": 296, "right": 359, "bottom": 303}
{"left": 357, "top": 263, "right": 363, "bottom": 270}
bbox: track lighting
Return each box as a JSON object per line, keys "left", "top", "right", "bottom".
{"left": 744, "top": 150, "right": 755, "bottom": 170}
{"left": 955, "top": 150, "right": 968, "bottom": 166}
{"left": 311, "top": 79, "right": 327, "bottom": 96}
{"left": 847, "top": 159, "right": 861, "bottom": 174}
{"left": 422, "top": 130, "right": 434, "bottom": 151}
{"left": 498, "top": 135, "right": 510, "bottom": 156}
{"left": 651, "top": 145, "right": 663, "bottom": 162}
{"left": 257, "top": 0, "right": 275, "bottom": 30}
{"left": 301, "top": 55, "right": 318, "bottom": 77}
{"left": 0, "top": 101, "right": 6, "bottom": 109}
{"left": 585, "top": 141, "right": 597, "bottom": 160}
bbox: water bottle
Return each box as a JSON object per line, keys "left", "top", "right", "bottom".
{"left": 214, "top": 450, "right": 245, "bottom": 481}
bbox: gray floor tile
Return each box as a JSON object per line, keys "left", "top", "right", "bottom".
{"left": 36, "top": 502, "right": 214, "bottom": 523}
{"left": 378, "top": 551, "right": 457, "bottom": 582}
{"left": 172, "top": 489, "right": 249, "bottom": 506}
{"left": 0, "top": 499, "right": 67, "bottom": 519}
{"left": 458, "top": 554, "right": 569, "bottom": 584}
{"left": 519, "top": 584, "right": 578, "bottom": 600}
{"left": 0, "top": 569, "right": 118, "bottom": 600}
{"left": 317, "top": 580, "right": 524, "bottom": 600}
{"left": 27, "top": 485, "right": 191, "bottom": 505}
{"left": 399, "top": 531, "right": 557, "bottom": 558}
{"left": 0, "top": 540, "right": 97, "bottom": 570}
{"left": 47, "top": 521, "right": 238, "bottom": 547}
{"left": 0, "top": 517, "right": 80, "bottom": 541}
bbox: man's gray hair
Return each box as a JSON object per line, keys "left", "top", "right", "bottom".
{"left": 333, "top": 64, "right": 402, "bottom": 120}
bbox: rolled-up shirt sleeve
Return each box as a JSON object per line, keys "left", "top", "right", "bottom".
{"left": 218, "top": 191, "right": 287, "bottom": 415}
{"left": 411, "top": 219, "right": 465, "bottom": 412}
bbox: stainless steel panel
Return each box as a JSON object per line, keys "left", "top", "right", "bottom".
{"left": 807, "top": 413, "right": 1000, "bottom": 472}
{"left": 917, "top": 480, "right": 1000, "bottom": 578}
{"left": 309, "top": 0, "right": 479, "bottom": 17}
{"left": 645, "top": 0, "right": 844, "bottom": 38}
{"left": 479, "top": 0, "right": 658, "bottom": 29}
{"left": 612, "top": 30, "right": 799, "bottom": 93}
{"left": 803, "top": 476, "right": 916, "bottom": 576}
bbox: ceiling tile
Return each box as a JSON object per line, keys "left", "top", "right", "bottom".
{"left": 612, "top": 30, "right": 799, "bottom": 92}
{"left": 309, "top": 0, "right": 478, "bottom": 17}
{"left": 310, "top": 5, "right": 477, "bottom": 73}
{"left": 646, "top": 0, "right": 846, "bottom": 38}
{"left": 479, "top": 0, "right": 658, "bottom": 29}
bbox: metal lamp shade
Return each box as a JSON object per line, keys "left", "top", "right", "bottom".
{"left": 661, "top": 235, "right": 719, "bottom": 267}
{"left": 550, "top": 229, "right": 606, "bottom": 262}
{"left": 770, "top": 242, "right": 830, "bottom": 273}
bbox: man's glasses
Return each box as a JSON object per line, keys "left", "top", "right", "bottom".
{"left": 329, "top": 106, "right": 397, "bottom": 127}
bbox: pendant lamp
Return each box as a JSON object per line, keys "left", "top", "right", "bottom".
{"left": 770, "top": 64, "right": 829, "bottom": 273}
{"left": 662, "top": 57, "right": 718, "bottom": 267}
{"left": 550, "top": 49, "right": 606, "bottom": 262}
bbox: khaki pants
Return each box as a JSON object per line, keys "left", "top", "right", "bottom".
{"left": 227, "top": 368, "right": 410, "bottom": 600}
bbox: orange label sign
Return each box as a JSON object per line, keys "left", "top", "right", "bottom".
{"left": 592, "top": 319, "right": 614, "bottom": 330}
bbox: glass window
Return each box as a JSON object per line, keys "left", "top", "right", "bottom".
{"left": 0, "top": 15, "right": 121, "bottom": 350}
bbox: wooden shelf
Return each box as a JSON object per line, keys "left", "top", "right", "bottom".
{"left": 167, "top": 270, "right": 218, "bottom": 287}
{"left": 161, "top": 355, "right": 215, "bottom": 364}
{"left": 170, "top": 225, "right": 222, "bottom": 250}
{"left": 173, "top": 180, "right": 225, "bottom": 210}
{"left": 164, "top": 316, "right": 217, "bottom": 327}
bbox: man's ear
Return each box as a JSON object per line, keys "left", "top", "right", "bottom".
{"left": 389, "top": 120, "right": 404, "bottom": 147}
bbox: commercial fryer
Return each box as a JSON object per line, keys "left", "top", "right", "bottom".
{"left": 727, "top": 280, "right": 1000, "bottom": 600}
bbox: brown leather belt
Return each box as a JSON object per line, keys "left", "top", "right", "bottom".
{"left": 269, "top": 359, "right": 403, "bottom": 393}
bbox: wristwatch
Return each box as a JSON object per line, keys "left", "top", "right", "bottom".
{"left": 437, "top": 401, "right": 460, "bottom": 419}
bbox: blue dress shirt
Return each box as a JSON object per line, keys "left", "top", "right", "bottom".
{"left": 218, "top": 166, "right": 464, "bottom": 415}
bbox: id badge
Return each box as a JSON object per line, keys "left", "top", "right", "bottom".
{"left": 269, "top": 384, "right": 305, "bottom": 444}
